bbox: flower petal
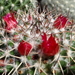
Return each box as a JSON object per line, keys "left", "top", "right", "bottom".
{"left": 48, "top": 34, "right": 57, "bottom": 45}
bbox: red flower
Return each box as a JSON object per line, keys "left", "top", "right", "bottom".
{"left": 41, "top": 33, "right": 59, "bottom": 56}
{"left": 53, "top": 15, "right": 68, "bottom": 29}
{"left": 13, "top": 35, "right": 19, "bottom": 42}
{"left": 3, "top": 13, "right": 18, "bottom": 30}
{"left": 0, "top": 60, "right": 5, "bottom": 66}
{"left": 28, "top": 14, "right": 33, "bottom": 21}
{"left": 28, "top": 14, "right": 33, "bottom": 23}
{"left": 18, "top": 40, "right": 32, "bottom": 56}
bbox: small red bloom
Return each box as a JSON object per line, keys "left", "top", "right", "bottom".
{"left": 53, "top": 15, "right": 68, "bottom": 29}
{"left": 3, "top": 13, "right": 18, "bottom": 30}
{"left": 41, "top": 33, "right": 59, "bottom": 56}
{"left": 13, "top": 35, "right": 19, "bottom": 42}
{"left": 0, "top": 60, "right": 5, "bottom": 66}
{"left": 18, "top": 40, "right": 32, "bottom": 56}
{"left": 28, "top": 14, "right": 32, "bottom": 21}
{"left": 28, "top": 14, "right": 33, "bottom": 23}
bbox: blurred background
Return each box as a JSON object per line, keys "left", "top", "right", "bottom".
{"left": 0, "top": 0, "right": 75, "bottom": 19}
{"left": 33, "top": 0, "right": 75, "bottom": 19}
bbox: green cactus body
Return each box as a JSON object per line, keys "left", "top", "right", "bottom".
{"left": 0, "top": 0, "right": 33, "bottom": 17}
{"left": 0, "top": 0, "right": 75, "bottom": 75}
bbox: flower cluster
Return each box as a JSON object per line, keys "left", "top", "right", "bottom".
{"left": 0, "top": 10, "right": 74, "bottom": 75}
{"left": 2, "top": 12, "right": 70, "bottom": 57}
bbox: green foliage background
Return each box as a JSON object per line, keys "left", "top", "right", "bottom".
{"left": 0, "top": 0, "right": 33, "bottom": 17}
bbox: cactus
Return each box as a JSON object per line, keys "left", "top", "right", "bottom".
{"left": 0, "top": 0, "right": 33, "bottom": 18}
{"left": 0, "top": 1, "right": 75, "bottom": 75}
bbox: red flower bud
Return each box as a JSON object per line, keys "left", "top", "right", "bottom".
{"left": 53, "top": 15, "right": 68, "bottom": 29}
{"left": 3, "top": 13, "right": 18, "bottom": 30}
{"left": 0, "top": 60, "right": 5, "bottom": 67}
{"left": 41, "top": 33, "right": 59, "bottom": 56}
{"left": 18, "top": 41, "right": 32, "bottom": 56}
{"left": 28, "top": 14, "right": 33, "bottom": 21}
